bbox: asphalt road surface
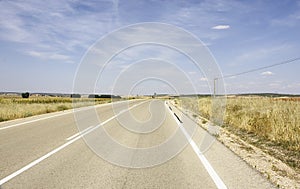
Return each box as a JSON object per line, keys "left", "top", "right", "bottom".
{"left": 0, "top": 99, "right": 275, "bottom": 188}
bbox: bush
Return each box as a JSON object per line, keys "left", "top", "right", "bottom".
{"left": 70, "top": 94, "right": 81, "bottom": 98}
{"left": 88, "top": 94, "right": 99, "bottom": 98}
{"left": 21, "top": 92, "right": 30, "bottom": 98}
{"left": 88, "top": 94, "right": 121, "bottom": 99}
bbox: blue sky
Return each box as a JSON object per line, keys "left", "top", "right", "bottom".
{"left": 0, "top": 0, "right": 300, "bottom": 94}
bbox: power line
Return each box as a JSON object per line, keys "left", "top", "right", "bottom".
{"left": 218, "top": 57, "right": 300, "bottom": 79}
{"left": 213, "top": 57, "right": 300, "bottom": 96}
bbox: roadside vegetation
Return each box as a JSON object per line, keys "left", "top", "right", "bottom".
{"left": 0, "top": 96, "right": 112, "bottom": 122}
{"left": 177, "top": 96, "right": 300, "bottom": 171}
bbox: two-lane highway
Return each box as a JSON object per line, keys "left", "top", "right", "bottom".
{"left": 0, "top": 100, "right": 275, "bottom": 188}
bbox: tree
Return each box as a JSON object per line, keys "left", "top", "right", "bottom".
{"left": 21, "top": 92, "right": 30, "bottom": 98}
{"left": 70, "top": 94, "right": 81, "bottom": 98}
{"left": 88, "top": 94, "right": 99, "bottom": 98}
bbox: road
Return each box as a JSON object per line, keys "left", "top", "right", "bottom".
{"left": 0, "top": 99, "right": 275, "bottom": 188}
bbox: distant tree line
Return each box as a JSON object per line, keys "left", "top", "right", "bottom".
{"left": 70, "top": 94, "right": 81, "bottom": 98}
{"left": 20, "top": 92, "right": 121, "bottom": 99}
{"left": 88, "top": 94, "right": 121, "bottom": 99}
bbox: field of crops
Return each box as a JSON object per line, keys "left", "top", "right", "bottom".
{"left": 178, "top": 96, "right": 300, "bottom": 169}
{"left": 0, "top": 96, "right": 112, "bottom": 122}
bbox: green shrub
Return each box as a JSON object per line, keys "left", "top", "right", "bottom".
{"left": 21, "top": 92, "right": 30, "bottom": 98}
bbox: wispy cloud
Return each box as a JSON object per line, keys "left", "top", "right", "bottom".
{"left": 0, "top": 0, "right": 300, "bottom": 94}
{"left": 27, "top": 50, "right": 73, "bottom": 63}
{"left": 271, "top": 12, "right": 300, "bottom": 27}
{"left": 232, "top": 44, "right": 293, "bottom": 66}
{"left": 154, "top": 0, "right": 247, "bottom": 41}
{"left": 0, "top": 0, "right": 239, "bottom": 63}
{"left": 211, "top": 25, "right": 230, "bottom": 30}
{"left": 0, "top": 0, "right": 116, "bottom": 63}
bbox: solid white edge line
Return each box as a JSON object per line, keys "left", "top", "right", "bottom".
{"left": 165, "top": 102, "right": 227, "bottom": 189}
{"left": 0, "top": 100, "right": 148, "bottom": 186}
{"left": 66, "top": 125, "right": 94, "bottom": 141}
{"left": 0, "top": 100, "right": 135, "bottom": 131}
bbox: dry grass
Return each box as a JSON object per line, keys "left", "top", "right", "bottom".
{"left": 0, "top": 96, "right": 112, "bottom": 122}
{"left": 178, "top": 96, "right": 300, "bottom": 170}
{"left": 225, "top": 97, "right": 299, "bottom": 150}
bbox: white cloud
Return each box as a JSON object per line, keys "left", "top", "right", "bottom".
{"left": 211, "top": 25, "right": 230, "bottom": 30}
{"left": 261, "top": 71, "right": 274, "bottom": 76}
{"left": 200, "top": 77, "right": 208, "bottom": 81}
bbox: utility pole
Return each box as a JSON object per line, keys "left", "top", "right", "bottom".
{"left": 213, "top": 78, "right": 217, "bottom": 97}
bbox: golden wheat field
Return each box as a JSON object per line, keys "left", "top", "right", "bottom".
{"left": 0, "top": 96, "right": 112, "bottom": 122}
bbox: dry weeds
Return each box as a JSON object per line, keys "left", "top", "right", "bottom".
{"left": 0, "top": 97, "right": 111, "bottom": 122}
{"left": 178, "top": 96, "right": 300, "bottom": 170}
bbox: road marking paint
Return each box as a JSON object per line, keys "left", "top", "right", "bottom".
{"left": 0, "top": 100, "right": 136, "bottom": 131}
{"left": 0, "top": 128, "right": 85, "bottom": 186}
{"left": 66, "top": 125, "right": 94, "bottom": 141}
{"left": 0, "top": 100, "right": 148, "bottom": 185}
{"left": 165, "top": 102, "right": 227, "bottom": 189}
{"left": 173, "top": 113, "right": 183, "bottom": 123}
